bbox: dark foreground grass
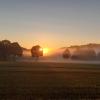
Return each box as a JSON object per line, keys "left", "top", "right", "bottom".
{"left": 0, "top": 62, "right": 100, "bottom": 99}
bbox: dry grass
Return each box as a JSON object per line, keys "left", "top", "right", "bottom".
{"left": 0, "top": 62, "right": 100, "bottom": 99}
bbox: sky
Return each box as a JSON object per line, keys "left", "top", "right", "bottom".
{"left": 0, "top": 0, "right": 100, "bottom": 49}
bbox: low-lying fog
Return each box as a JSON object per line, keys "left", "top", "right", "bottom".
{"left": 19, "top": 49, "right": 100, "bottom": 64}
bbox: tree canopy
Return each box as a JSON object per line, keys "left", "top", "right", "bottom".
{"left": 0, "top": 40, "right": 23, "bottom": 61}
{"left": 31, "top": 45, "right": 43, "bottom": 58}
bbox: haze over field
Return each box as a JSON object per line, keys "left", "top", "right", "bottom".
{"left": 0, "top": 0, "right": 100, "bottom": 62}
{"left": 0, "top": 1, "right": 100, "bottom": 99}
{"left": 20, "top": 43, "right": 100, "bottom": 64}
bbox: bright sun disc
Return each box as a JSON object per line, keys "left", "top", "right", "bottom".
{"left": 43, "top": 48, "right": 49, "bottom": 55}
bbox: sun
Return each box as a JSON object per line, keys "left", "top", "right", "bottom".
{"left": 43, "top": 48, "right": 49, "bottom": 55}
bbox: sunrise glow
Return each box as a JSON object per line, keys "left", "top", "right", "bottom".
{"left": 43, "top": 48, "right": 50, "bottom": 56}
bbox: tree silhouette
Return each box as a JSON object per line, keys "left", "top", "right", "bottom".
{"left": 63, "top": 49, "right": 71, "bottom": 59}
{"left": 71, "top": 48, "right": 96, "bottom": 60}
{"left": 11, "top": 42, "right": 23, "bottom": 57}
{"left": 0, "top": 40, "right": 11, "bottom": 60}
{"left": 31, "top": 45, "right": 43, "bottom": 60}
{"left": 0, "top": 40, "right": 23, "bottom": 61}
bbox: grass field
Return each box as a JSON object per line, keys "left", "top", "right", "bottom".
{"left": 0, "top": 62, "right": 100, "bottom": 99}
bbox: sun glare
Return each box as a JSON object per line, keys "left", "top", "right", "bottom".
{"left": 43, "top": 48, "right": 49, "bottom": 55}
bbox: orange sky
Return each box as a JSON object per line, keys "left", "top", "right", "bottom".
{"left": 0, "top": 0, "right": 100, "bottom": 49}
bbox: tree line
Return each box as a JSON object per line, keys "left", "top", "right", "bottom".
{"left": 1, "top": 39, "right": 100, "bottom": 61}
{"left": 0, "top": 40, "right": 43, "bottom": 61}
{"left": 63, "top": 47, "right": 100, "bottom": 60}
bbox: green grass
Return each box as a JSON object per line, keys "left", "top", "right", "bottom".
{"left": 0, "top": 62, "right": 100, "bottom": 99}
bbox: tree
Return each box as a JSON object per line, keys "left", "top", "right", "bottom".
{"left": 9, "top": 42, "right": 23, "bottom": 61}
{"left": 0, "top": 40, "right": 11, "bottom": 60}
{"left": 11, "top": 42, "right": 23, "bottom": 57}
{"left": 62, "top": 49, "right": 71, "bottom": 59}
{"left": 31, "top": 45, "right": 43, "bottom": 59}
{"left": 71, "top": 48, "right": 96, "bottom": 60}
{"left": 0, "top": 40, "right": 23, "bottom": 61}
{"left": 0, "top": 41, "right": 4, "bottom": 60}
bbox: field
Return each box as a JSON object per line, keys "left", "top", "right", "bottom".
{"left": 0, "top": 62, "right": 100, "bottom": 100}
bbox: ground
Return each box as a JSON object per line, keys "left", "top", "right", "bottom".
{"left": 0, "top": 62, "right": 100, "bottom": 99}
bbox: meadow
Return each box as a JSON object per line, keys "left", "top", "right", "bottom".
{"left": 0, "top": 62, "right": 100, "bottom": 99}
